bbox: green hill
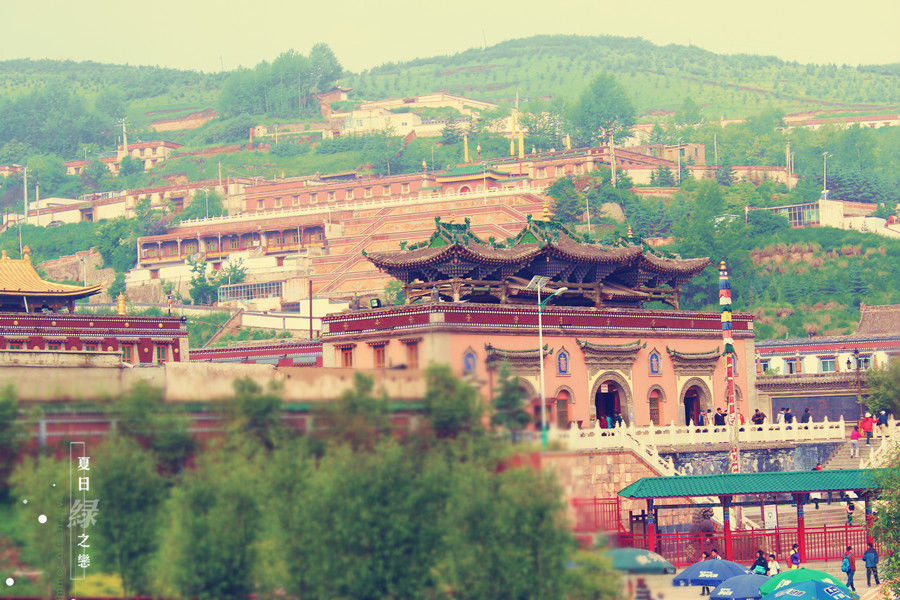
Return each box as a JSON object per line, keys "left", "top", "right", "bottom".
{"left": 345, "top": 35, "right": 900, "bottom": 118}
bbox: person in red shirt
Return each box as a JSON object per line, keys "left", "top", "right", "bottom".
{"left": 860, "top": 413, "right": 875, "bottom": 445}
{"left": 843, "top": 546, "right": 856, "bottom": 591}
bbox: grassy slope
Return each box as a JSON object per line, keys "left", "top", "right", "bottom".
{"left": 345, "top": 35, "right": 899, "bottom": 118}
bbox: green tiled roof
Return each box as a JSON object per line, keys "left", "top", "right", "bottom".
{"left": 619, "top": 469, "right": 886, "bottom": 499}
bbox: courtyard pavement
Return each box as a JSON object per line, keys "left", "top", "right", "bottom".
{"left": 637, "top": 559, "right": 887, "bottom": 600}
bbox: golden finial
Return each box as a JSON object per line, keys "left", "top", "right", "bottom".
{"left": 22, "top": 246, "right": 31, "bottom": 261}
{"left": 422, "top": 160, "right": 427, "bottom": 171}
{"left": 449, "top": 214, "right": 456, "bottom": 224}
{"left": 116, "top": 293, "right": 126, "bottom": 315}
{"left": 542, "top": 198, "right": 552, "bottom": 221}
{"left": 627, "top": 224, "right": 633, "bottom": 238}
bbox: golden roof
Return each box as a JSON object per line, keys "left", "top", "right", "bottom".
{"left": 0, "top": 247, "right": 103, "bottom": 297}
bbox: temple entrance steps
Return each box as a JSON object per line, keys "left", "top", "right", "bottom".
{"left": 822, "top": 437, "right": 882, "bottom": 470}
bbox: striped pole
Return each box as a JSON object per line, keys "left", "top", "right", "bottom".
{"left": 719, "top": 260, "right": 740, "bottom": 474}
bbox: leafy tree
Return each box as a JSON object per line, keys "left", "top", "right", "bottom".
{"left": 441, "top": 122, "right": 464, "bottom": 145}
{"left": 165, "top": 449, "right": 261, "bottom": 600}
{"left": 547, "top": 175, "right": 585, "bottom": 223}
{"left": 313, "top": 372, "right": 391, "bottom": 451}
{"left": 569, "top": 73, "right": 635, "bottom": 146}
{"left": 491, "top": 363, "right": 531, "bottom": 435}
{"left": 423, "top": 364, "right": 483, "bottom": 438}
{"left": 651, "top": 165, "right": 675, "bottom": 186}
{"left": 110, "top": 380, "right": 195, "bottom": 476}
{"left": 716, "top": 157, "right": 735, "bottom": 186}
{"left": 873, "top": 450, "right": 900, "bottom": 597}
{"left": 117, "top": 155, "right": 143, "bottom": 177}
{"left": 383, "top": 279, "right": 405, "bottom": 305}
{"left": 10, "top": 455, "right": 72, "bottom": 598}
{"left": 93, "top": 436, "right": 164, "bottom": 596}
{"left": 565, "top": 550, "right": 622, "bottom": 600}
{"left": 675, "top": 97, "right": 701, "bottom": 124}
{"left": 95, "top": 217, "right": 138, "bottom": 273}
{"left": 172, "top": 189, "right": 225, "bottom": 223}
{"left": 227, "top": 377, "right": 283, "bottom": 451}
{"left": 0, "top": 385, "right": 23, "bottom": 491}
{"left": 863, "top": 360, "right": 900, "bottom": 415}
{"left": 94, "top": 88, "right": 127, "bottom": 119}
{"left": 186, "top": 258, "right": 245, "bottom": 305}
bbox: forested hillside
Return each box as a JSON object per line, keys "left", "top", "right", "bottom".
{"left": 346, "top": 35, "right": 899, "bottom": 117}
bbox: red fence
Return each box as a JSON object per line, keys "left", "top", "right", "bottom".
{"left": 617, "top": 525, "right": 882, "bottom": 568}
{"left": 572, "top": 497, "right": 622, "bottom": 532}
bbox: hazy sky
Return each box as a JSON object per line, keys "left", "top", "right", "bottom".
{"left": 1, "top": 0, "right": 897, "bottom": 73}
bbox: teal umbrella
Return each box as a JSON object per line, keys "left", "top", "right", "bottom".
{"left": 759, "top": 568, "right": 845, "bottom": 597}
{"left": 765, "top": 580, "right": 857, "bottom": 600}
{"left": 607, "top": 547, "right": 676, "bottom": 574}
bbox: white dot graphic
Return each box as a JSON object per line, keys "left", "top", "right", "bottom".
{"left": 38, "top": 514, "right": 47, "bottom": 524}
{"left": 4, "top": 577, "right": 13, "bottom": 586}
{"left": 22, "top": 499, "right": 27, "bottom": 504}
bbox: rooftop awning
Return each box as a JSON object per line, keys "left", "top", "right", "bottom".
{"left": 618, "top": 469, "right": 885, "bottom": 499}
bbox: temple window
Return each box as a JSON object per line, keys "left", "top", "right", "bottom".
{"left": 556, "top": 390, "right": 570, "bottom": 428}
{"left": 759, "top": 359, "right": 770, "bottom": 373}
{"left": 365, "top": 187, "right": 373, "bottom": 198}
{"left": 649, "top": 350, "right": 661, "bottom": 376}
{"left": 463, "top": 350, "right": 477, "bottom": 374}
{"left": 373, "top": 345, "right": 386, "bottom": 368}
{"left": 8, "top": 342, "right": 21, "bottom": 350}
{"left": 85, "top": 344, "right": 97, "bottom": 352}
{"left": 328, "top": 191, "right": 336, "bottom": 202}
{"left": 401, "top": 183, "right": 410, "bottom": 194}
{"left": 341, "top": 347, "right": 353, "bottom": 368}
{"left": 785, "top": 358, "right": 798, "bottom": 374}
{"left": 819, "top": 356, "right": 836, "bottom": 373}
{"left": 47, "top": 343, "right": 60, "bottom": 351}
{"left": 122, "top": 345, "right": 134, "bottom": 364}
{"left": 557, "top": 350, "right": 569, "bottom": 375}
{"left": 156, "top": 345, "right": 168, "bottom": 363}
{"left": 257, "top": 200, "right": 264, "bottom": 210}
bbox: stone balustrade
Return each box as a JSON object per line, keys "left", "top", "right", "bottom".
{"left": 547, "top": 416, "right": 850, "bottom": 452}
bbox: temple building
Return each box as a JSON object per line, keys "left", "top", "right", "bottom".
{"left": 0, "top": 247, "right": 187, "bottom": 365}
{"left": 322, "top": 212, "right": 757, "bottom": 429}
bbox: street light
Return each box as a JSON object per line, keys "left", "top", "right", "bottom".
{"left": 526, "top": 275, "right": 568, "bottom": 449}
{"left": 822, "top": 152, "right": 831, "bottom": 198}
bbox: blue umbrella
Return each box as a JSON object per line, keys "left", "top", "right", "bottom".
{"left": 711, "top": 574, "right": 771, "bottom": 600}
{"left": 607, "top": 547, "right": 676, "bottom": 574}
{"left": 766, "top": 580, "right": 857, "bottom": 600}
{"left": 673, "top": 559, "right": 749, "bottom": 587}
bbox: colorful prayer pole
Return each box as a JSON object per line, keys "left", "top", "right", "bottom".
{"left": 719, "top": 260, "right": 741, "bottom": 474}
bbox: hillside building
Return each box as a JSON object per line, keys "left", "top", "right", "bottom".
{"left": 755, "top": 304, "right": 900, "bottom": 421}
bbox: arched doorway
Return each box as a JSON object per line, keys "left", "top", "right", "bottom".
{"left": 555, "top": 389, "right": 571, "bottom": 428}
{"left": 594, "top": 380, "right": 623, "bottom": 428}
{"left": 648, "top": 388, "right": 663, "bottom": 425}
{"left": 680, "top": 378, "right": 712, "bottom": 426}
{"left": 459, "top": 185, "right": 471, "bottom": 194}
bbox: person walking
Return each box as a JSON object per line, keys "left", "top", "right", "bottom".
{"left": 876, "top": 410, "right": 889, "bottom": 436}
{"left": 863, "top": 542, "right": 880, "bottom": 586}
{"left": 846, "top": 501, "right": 855, "bottom": 526}
{"left": 850, "top": 426, "right": 861, "bottom": 458}
{"left": 842, "top": 546, "right": 856, "bottom": 591}
{"left": 861, "top": 413, "right": 875, "bottom": 445}
{"left": 700, "top": 551, "right": 711, "bottom": 595}
{"left": 790, "top": 543, "right": 801, "bottom": 569}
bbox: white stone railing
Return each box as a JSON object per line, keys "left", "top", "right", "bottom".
{"left": 547, "top": 423, "right": 760, "bottom": 530}
{"left": 547, "top": 417, "right": 847, "bottom": 453}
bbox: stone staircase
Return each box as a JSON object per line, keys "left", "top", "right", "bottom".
{"left": 822, "top": 436, "right": 882, "bottom": 470}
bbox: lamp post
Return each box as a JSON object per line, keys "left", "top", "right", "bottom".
{"left": 526, "top": 275, "right": 568, "bottom": 449}
{"left": 822, "top": 152, "right": 831, "bottom": 198}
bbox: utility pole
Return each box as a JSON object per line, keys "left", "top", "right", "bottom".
{"left": 720, "top": 260, "right": 740, "bottom": 474}
{"left": 119, "top": 118, "right": 129, "bottom": 156}
{"left": 18, "top": 167, "right": 27, "bottom": 255}
{"left": 822, "top": 152, "right": 831, "bottom": 198}
{"left": 609, "top": 132, "right": 617, "bottom": 188}
{"left": 714, "top": 134, "right": 719, "bottom": 166}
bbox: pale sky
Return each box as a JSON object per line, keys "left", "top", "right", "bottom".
{"left": 0, "top": 0, "right": 897, "bottom": 73}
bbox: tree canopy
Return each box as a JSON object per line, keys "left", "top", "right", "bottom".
{"left": 569, "top": 74, "right": 636, "bottom": 146}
